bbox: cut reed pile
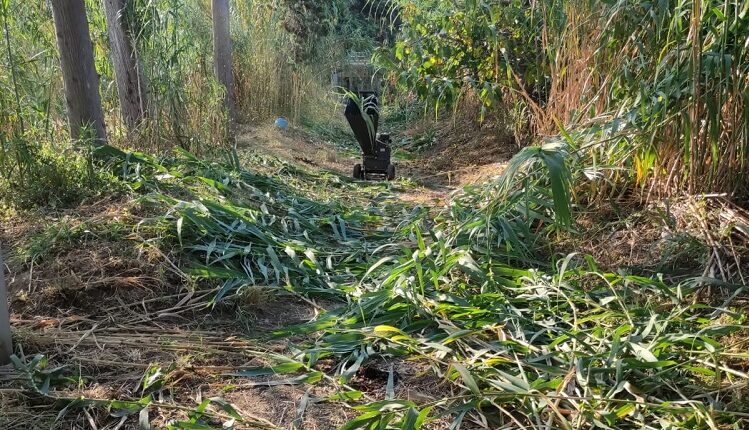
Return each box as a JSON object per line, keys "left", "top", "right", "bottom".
{"left": 5, "top": 137, "right": 745, "bottom": 429}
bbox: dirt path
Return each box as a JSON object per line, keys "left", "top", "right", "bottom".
{"left": 236, "top": 124, "right": 355, "bottom": 177}
{"left": 235, "top": 123, "right": 512, "bottom": 207}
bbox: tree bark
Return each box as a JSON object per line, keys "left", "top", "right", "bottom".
{"left": 50, "top": 0, "right": 107, "bottom": 144}
{"left": 103, "top": 0, "right": 148, "bottom": 132}
{"left": 212, "top": 0, "right": 236, "bottom": 129}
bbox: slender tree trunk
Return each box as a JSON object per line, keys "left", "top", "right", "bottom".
{"left": 0, "top": 246, "right": 12, "bottom": 365}
{"left": 2, "top": 1, "right": 24, "bottom": 136}
{"left": 212, "top": 0, "right": 236, "bottom": 129}
{"left": 103, "top": 0, "right": 148, "bottom": 132}
{"left": 50, "top": 0, "right": 107, "bottom": 144}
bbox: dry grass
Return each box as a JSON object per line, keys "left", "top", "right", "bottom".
{"left": 236, "top": 124, "right": 356, "bottom": 176}
{"left": 395, "top": 100, "right": 519, "bottom": 189}
{"left": 560, "top": 195, "right": 749, "bottom": 291}
{"left": 1, "top": 196, "right": 174, "bottom": 319}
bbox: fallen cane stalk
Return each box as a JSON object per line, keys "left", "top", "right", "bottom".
{"left": 3, "top": 388, "right": 284, "bottom": 429}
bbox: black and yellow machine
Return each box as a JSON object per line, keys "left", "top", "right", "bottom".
{"left": 333, "top": 52, "right": 395, "bottom": 181}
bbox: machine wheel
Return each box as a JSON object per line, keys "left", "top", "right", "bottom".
{"left": 353, "top": 163, "right": 363, "bottom": 180}
{"left": 386, "top": 164, "right": 396, "bottom": 181}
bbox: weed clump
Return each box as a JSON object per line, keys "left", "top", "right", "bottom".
{"left": 0, "top": 144, "right": 123, "bottom": 210}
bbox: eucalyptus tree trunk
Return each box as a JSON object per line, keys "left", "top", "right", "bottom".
{"left": 50, "top": 0, "right": 107, "bottom": 144}
{"left": 104, "top": 0, "right": 148, "bottom": 132}
{"left": 212, "top": 0, "right": 236, "bottom": 129}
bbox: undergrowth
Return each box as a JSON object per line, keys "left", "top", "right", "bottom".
{"left": 0, "top": 143, "right": 123, "bottom": 210}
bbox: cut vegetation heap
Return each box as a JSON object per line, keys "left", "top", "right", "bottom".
{"left": 3, "top": 135, "right": 748, "bottom": 429}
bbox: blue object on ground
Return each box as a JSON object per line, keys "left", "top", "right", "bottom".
{"left": 274, "top": 117, "right": 289, "bottom": 130}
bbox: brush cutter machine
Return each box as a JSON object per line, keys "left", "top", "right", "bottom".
{"left": 345, "top": 92, "right": 395, "bottom": 181}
